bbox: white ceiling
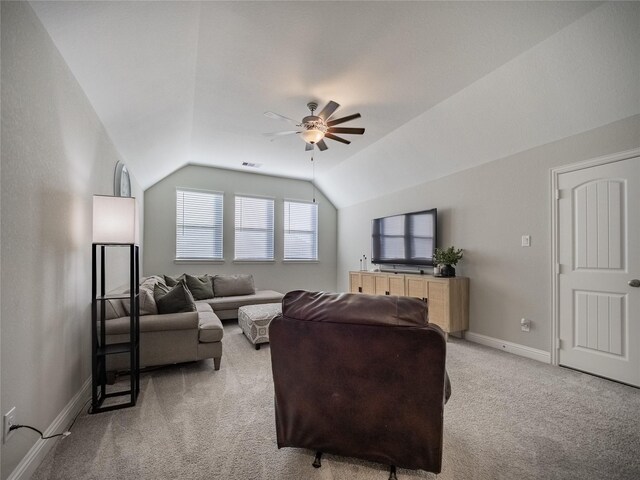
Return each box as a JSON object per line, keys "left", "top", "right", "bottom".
{"left": 30, "top": 1, "right": 639, "bottom": 208}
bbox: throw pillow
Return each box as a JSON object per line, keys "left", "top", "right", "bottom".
{"left": 154, "top": 281, "right": 171, "bottom": 299}
{"left": 139, "top": 287, "right": 158, "bottom": 315}
{"left": 122, "top": 287, "right": 158, "bottom": 316}
{"left": 123, "top": 276, "right": 163, "bottom": 316}
{"left": 184, "top": 274, "right": 214, "bottom": 300}
{"left": 163, "top": 274, "right": 179, "bottom": 287}
{"left": 213, "top": 274, "right": 255, "bottom": 297}
{"left": 104, "top": 298, "right": 126, "bottom": 320}
{"left": 154, "top": 281, "right": 197, "bottom": 315}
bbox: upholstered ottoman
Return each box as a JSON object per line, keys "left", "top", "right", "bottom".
{"left": 238, "top": 303, "right": 282, "bottom": 350}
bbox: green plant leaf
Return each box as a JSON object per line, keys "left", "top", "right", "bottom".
{"left": 434, "top": 246, "right": 463, "bottom": 266}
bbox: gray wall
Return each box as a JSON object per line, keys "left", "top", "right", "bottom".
{"left": 0, "top": 3, "right": 143, "bottom": 478}
{"left": 337, "top": 115, "right": 640, "bottom": 352}
{"left": 144, "top": 165, "right": 337, "bottom": 294}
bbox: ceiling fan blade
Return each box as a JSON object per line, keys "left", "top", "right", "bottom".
{"left": 262, "top": 130, "right": 300, "bottom": 137}
{"left": 326, "top": 113, "right": 361, "bottom": 127}
{"left": 317, "top": 139, "right": 328, "bottom": 151}
{"left": 317, "top": 101, "right": 340, "bottom": 121}
{"left": 327, "top": 127, "right": 365, "bottom": 135}
{"left": 305, "top": 143, "right": 314, "bottom": 151}
{"left": 264, "top": 111, "right": 299, "bottom": 125}
{"left": 324, "top": 132, "right": 351, "bottom": 145}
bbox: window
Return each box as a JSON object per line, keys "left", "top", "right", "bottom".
{"left": 176, "top": 189, "right": 223, "bottom": 260}
{"left": 284, "top": 200, "right": 318, "bottom": 260}
{"left": 234, "top": 196, "right": 274, "bottom": 260}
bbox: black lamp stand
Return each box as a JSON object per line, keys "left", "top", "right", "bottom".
{"left": 91, "top": 243, "right": 140, "bottom": 413}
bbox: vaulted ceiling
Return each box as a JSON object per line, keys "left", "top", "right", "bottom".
{"left": 30, "top": 1, "right": 639, "bottom": 208}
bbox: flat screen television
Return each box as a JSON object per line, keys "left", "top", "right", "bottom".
{"left": 371, "top": 208, "right": 437, "bottom": 268}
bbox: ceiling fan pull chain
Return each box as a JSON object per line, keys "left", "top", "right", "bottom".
{"left": 311, "top": 154, "right": 316, "bottom": 204}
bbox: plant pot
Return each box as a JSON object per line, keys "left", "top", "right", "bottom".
{"left": 439, "top": 264, "right": 456, "bottom": 277}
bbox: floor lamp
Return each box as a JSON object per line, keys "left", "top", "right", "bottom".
{"left": 91, "top": 195, "right": 140, "bottom": 413}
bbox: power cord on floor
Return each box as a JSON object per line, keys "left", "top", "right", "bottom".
{"left": 8, "top": 424, "right": 71, "bottom": 440}
{"left": 9, "top": 397, "right": 92, "bottom": 441}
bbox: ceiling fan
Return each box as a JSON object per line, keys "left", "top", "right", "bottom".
{"left": 264, "top": 100, "right": 365, "bottom": 151}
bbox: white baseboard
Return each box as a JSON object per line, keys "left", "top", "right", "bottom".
{"left": 7, "top": 377, "right": 91, "bottom": 480}
{"left": 464, "top": 332, "right": 551, "bottom": 364}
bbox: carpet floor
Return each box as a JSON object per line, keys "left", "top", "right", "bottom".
{"left": 33, "top": 322, "right": 640, "bottom": 480}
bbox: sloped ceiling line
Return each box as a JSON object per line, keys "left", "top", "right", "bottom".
{"left": 29, "top": 1, "right": 637, "bottom": 209}
{"left": 316, "top": 1, "right": 640, "bottom": 208}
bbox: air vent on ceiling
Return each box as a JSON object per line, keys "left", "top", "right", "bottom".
{"left": 242, "top": 162, "right": 262, "bottom": 168}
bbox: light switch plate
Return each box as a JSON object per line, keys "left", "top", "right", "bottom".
{"left": 521, "top": 235, "right": 531, "bottom": 247}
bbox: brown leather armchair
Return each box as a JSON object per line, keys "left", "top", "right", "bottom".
{"left": 270, "top": 290, "right": 451, "bottom": 478}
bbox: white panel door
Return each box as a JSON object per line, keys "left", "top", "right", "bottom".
{"left": 558, "top": 155, "right": 639, "bottom": 386}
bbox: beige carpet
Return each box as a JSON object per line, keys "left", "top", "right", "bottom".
{"left": 33, "top": 322, "right": 640, "bottom": 480}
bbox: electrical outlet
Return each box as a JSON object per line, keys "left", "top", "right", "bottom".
{"left": 521, "top": 318, "right": 531, "bottom": 332}
{"left": 3, "top": 407, "right": 16, "bottom": 444}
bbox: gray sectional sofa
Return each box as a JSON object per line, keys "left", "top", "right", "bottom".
{"left": 104, "top": 274, "right": 283, "bottom": 372}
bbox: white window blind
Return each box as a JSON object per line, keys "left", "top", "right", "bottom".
{"left": 284, "top": 201, "right": 318, "bottom": 260}
{"left": 234, "top": 196, "right": 274, "bottom": 260}
{"left": 176, "top": 189, "right": 223, "bottom": 259}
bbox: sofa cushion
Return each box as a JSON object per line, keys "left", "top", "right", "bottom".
{"left": 105, "top": 298, "right": 126, "bottom": 320}
{"left": 185, "top": 274, "right": 214, "bottom": 300}
{"left": 123, "top": 284, "right": 158, "bottom": 316}
{"left": 154, "top": 282, "right": 197, "bottom": 315}
{"left": 105, "top": 311, "right": 199, "bottom": 335}
{"left": 206, "top": 290, "right": 284, "bottom": 312}
{"left": 213, "top": 274, "right": 255, "bottom": 297}
{"left": 123, "top": 275, "right": 165, "bottom": 316}
{"left": 142, "top": 276, "right": 169, "bottom": 313}
{"left": 107, "top": 284, "right": 133, "bottom": 318}
{"left": 197, "top": 302, "right": 214, "bottom": 314}
{"left": 140, "top": 287, "right": 159, "bottom": 315}
{"left": 196, "top": 303, "right": 224, "bottom": 343}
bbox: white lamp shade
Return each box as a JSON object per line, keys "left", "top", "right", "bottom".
{"left": 93, "top": 195, "right": 137, "bottom": 244}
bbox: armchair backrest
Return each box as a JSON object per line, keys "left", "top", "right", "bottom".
{"left": 270, "top": 290, "right": 448, "bottom": 473}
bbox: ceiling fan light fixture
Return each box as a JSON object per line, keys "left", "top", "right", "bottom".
{"left": 301, "top": 127, "right": 325, "bottom": 144}
{"left": 300, "top": 115, "right": 327, "bottom": 144}
{"left": 265, "top": 100, "right": 364, "bottom": 152}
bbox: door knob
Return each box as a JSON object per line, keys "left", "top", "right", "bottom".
{"left": 629, "top": 279, "right": 640, "bottom": 287}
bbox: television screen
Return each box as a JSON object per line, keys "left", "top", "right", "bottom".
{"left": 371, "top": 208, "right": 437, "bottom": 267}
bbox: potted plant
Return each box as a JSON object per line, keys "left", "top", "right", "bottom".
{"left": 433, "top": 246, "right": 463, "bottom": 277}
